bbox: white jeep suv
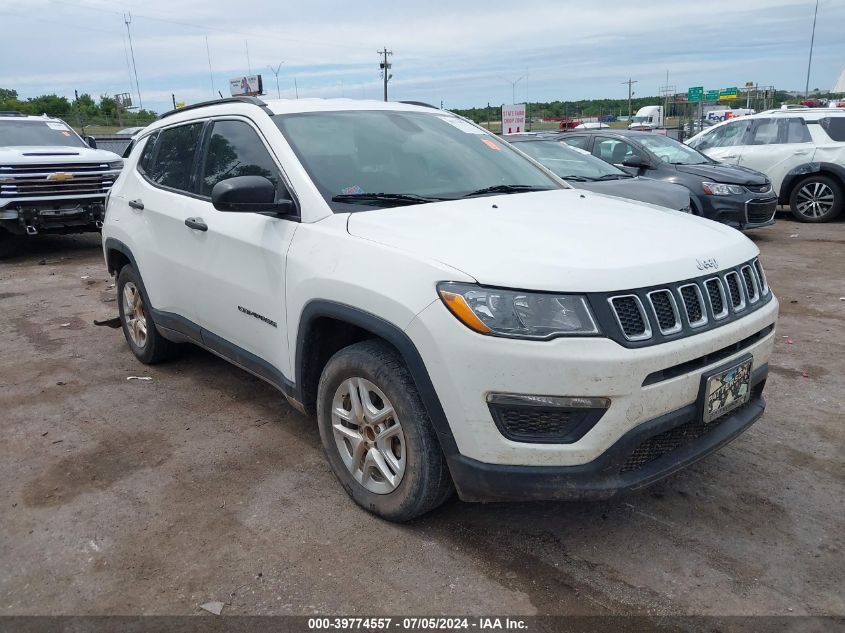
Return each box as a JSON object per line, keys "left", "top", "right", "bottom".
{"left": 103, "top": 97, "right": 778, "bottom": 521}
{"left": 687, "top": 108, "right": 845, "bottom": 222}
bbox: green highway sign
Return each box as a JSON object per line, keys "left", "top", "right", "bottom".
{"left": 687, "top": 86, "right": 704, "bottom": 102}
{"left": 719, "top": 87, "right": 738, "bottom": 100}
{"left": 706, "top": 89, "right": 720, "bottom": 101}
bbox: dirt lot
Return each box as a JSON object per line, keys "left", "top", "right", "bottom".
{"left": 0, "top": 217, "right": 842, "bottom": 617}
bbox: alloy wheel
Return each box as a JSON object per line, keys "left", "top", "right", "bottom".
{"left": 122, "top": 281, "right": 148, "bottom": 348}
{"left": 795, "top": 181, "right": 835, "bottom": 219}
{"left": 331, "top": 377, "right": 406, "bottom": 494}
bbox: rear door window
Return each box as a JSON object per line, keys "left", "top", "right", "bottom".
{"left": 136, "top": 132, "right": 158, "bottom": 174}
{"left": 562, "top": 135, "right": 589, "bottom": 150}
{"left": 748, "top": 119, "right": 780, "bottom": 145}
{"left": 819, "top": 117, "right": 845, "bottom": 141}
{"left": 591, "top": 137, "right": 641, "bottom": 164}
{"left": 785, "top": 118, "right": 812, "bottom": 143}
{"left": 148, "top": 123, "right": 204, "bottom": 192}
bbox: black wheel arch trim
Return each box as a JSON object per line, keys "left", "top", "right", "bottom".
{"left": 780, "top": 162, "right": 845, "bottom": 203}
{"left": 295, "top": 300, "right": 459, "bottom": 456}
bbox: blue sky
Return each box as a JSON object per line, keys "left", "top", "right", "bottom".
{"left": 1, "top": 0, "right": 843, "bottom": 113}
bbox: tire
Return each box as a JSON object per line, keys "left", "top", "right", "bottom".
{"left": 0, "top": 229, "right": 19, "bottom": 260}
{"left": 116, "top": 264, "right": 178, "bottom": 364}
{"left": 316, "top": 340, "right": 454, "bottom": 521}
{"left": 789, "top": 174, "right": 843, "bottom": 223}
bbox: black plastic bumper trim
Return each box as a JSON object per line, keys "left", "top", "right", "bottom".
{"left": 448, "top": 365, "right": 768, "bottom": 502}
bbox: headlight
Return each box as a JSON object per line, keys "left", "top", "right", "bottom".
{"left": 437, "top": 282, "right": 600, "bottom": 339}
{"left": 702, "top": 181, "right": 744, "bottom": 196}
{"left": 108, "top": 160, "right": 124, "bottom": 170}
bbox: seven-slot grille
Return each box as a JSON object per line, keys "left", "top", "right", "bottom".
{"left": 0, "top": 162, "right": 118, "bottom": 199}
{"left": 607, "top": 259, "right": 769, "bottom": 343}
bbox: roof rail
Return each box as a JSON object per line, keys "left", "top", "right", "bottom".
{"left": 158, "top": 95, "right": 269, "bottom": 120}
{"left": 398, "top": 100, "right": 439, "bottom": 109}
{"left": 0, "top": 111, "right": 27, "bottom": 117}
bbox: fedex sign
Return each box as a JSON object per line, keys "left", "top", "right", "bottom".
{"left": 502, "top": 104, "right": 526, "bottom": 134}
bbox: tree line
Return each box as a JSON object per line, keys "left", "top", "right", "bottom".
{"left": 0, "top": 88, "right": 157, "bottom": 128}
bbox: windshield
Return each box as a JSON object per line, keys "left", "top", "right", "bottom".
{"left": 512, "top": 139, "right": 629, "bottom": 180}
{"left": 273, "top": 110, "right": 561, "bottom": 210}
{"left": 0, "top": 119, "right": 86, "bottom": 148}
{"left": 637, "top": 134, "right": 710, "bottom": 165}
{"left": 631, "top": 116, "right": 653, "bottom": 123}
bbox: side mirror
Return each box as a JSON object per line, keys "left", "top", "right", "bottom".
{"left": 85, "top": 135, "right": 98, "bottom": 149}
{"left": 621, "top": 154, "right": 650, "bottom": 169}
{"left": 211, "top": 175, "right": 297, "bottom": 216}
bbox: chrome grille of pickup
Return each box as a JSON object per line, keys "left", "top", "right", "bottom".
{"left": 0, "top": 163, "right": 117, "bottom": 199}
{"left": 606, "top": 259, "right": 770, "bottom": 344}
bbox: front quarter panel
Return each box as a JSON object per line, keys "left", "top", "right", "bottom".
{"left": 285, "top": 213, "right": 476, "bottom": 376}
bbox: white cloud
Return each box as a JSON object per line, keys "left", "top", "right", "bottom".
{"left": 1, "top": 0, "right": 842, "bottom": 111}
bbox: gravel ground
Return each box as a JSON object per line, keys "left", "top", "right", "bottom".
{"left": 0, "top": 216, "right": 842, "bottom": 617}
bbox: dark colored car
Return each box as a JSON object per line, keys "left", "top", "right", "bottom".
{"left": 504, "top": 134, "right": 691, "bottom": 212}
{"left": 558, "top": 130, "right": 778, "bottom": 229}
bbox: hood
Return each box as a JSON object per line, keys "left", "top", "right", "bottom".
{"left": 0, "top": 146, "right": 121, "bottom": 164}
{"left": 346, "top": 189, "right": 756, "bottom": 292}
{"left": 674, "top": 162, "right": 768, "bottom": 185}
{"left": 573, "top": 177, "right": 690, "bottom": 211}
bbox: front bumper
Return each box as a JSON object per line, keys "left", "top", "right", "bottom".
{"left": 0, "top": 200, "right": 105, "bottom": 235}
{"left": 448, "top": 365, "right": 767, "bottom": 502}
{"left": 406, "top": 294, "right": 777, "bottom": 469}
{"left": 696, "top": 193, "right": 777, "bottom": 229}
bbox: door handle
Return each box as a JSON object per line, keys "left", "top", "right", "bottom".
{"left": 722, "top": 154, "right": 738, "bottom": 159}
{"left": 184, "top": 217, "right": 208, "bottom": 232}
{"left": 128, "top": 199, "right": 144, "bottom": 210}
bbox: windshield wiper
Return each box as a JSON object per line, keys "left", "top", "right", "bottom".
{"left": 331, "top": 192, "right": 452, "bottom": 206}
{"left": 595, "top": 174, "right": 632, "bottom": 180}
{"left": 461, "top": 184, "right": 550, "bottom": 198}
{"left": 559, "top": 175, "right": 594, "bottom": 182}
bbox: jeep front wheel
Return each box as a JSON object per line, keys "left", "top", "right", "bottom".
{"left": 316, "top": 340, "right": 453, "bottom": 521}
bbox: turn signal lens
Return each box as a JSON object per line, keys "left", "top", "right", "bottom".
{"left": 438, "top": 290, "right": 493, "bottom": 334}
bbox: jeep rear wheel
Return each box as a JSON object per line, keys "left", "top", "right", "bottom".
{"left": 316, "top": 340, "right": 453, "bottom": 521}
{"left": 116, "top": 265, "right": 178, "bottom": 364}
{"left": 789, "top": 175, "right": 843, "bottom": 223}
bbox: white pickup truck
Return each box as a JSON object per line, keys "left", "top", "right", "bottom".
{"left": 0, "top": 112, "right": 123, "bottom": 258}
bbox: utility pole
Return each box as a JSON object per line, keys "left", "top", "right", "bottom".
{"left": 124, "top": 12, "right": 142, "bottom": 109}
{"left": 501, "top": 75, "right": 526, "bottom": 105}
{"left": 294, "top": 77, "right": 299, "bottom": 99}
{"left": 245, "top": 40, "right": 252, "bottom": 75}
{"left": 268, "top": 63, "right": 284, "bottom": 98}
{"left": 805, "top": 0, "right": 819, "bottom": 98}
{"left": 378, "top": 48, "right": 393, "bottom": 101}
{"left": 622, "top": 78, "right": 638, "bottom": 119}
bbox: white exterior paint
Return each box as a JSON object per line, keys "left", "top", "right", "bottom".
{"left": 103, "top": 98, "right": 778, "bottom": 471}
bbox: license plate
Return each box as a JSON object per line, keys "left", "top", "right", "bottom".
{"left": 702, "top": 358, "right": 753, "bottom": 423}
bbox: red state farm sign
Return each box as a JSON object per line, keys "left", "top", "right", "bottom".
{"left": 502, "top": 104, "right": 526, "bottom": 134}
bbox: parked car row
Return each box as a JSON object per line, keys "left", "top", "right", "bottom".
{"left": 686, "top": 108, "right": 845, "bottom": 222}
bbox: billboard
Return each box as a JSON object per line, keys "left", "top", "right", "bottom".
{"left": 229, "top": 75, "right": 263, "bottom": 97}
{"left": 501, "top": 103, "right": 526, "bottom": 134}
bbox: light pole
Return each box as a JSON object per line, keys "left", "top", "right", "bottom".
{"left": 501, "top": 75, "right": 525, "bottom": 104}
{"left": 268, "top": 63, "right": 284, "bottom": 98}
{"left": 805, "top": 0, "right": 819, "bottom": 98}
